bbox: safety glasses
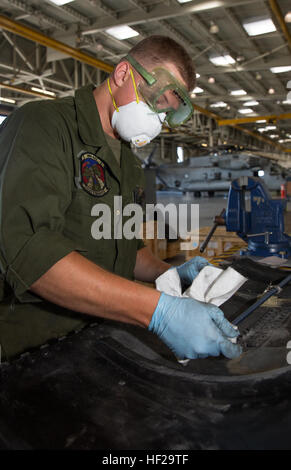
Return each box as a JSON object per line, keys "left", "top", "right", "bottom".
{"left": 125, "top": 54, "right": 194, "bottom": 128}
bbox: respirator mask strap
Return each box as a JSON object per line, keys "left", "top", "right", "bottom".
{"left": 107, "top": 69, "right": 141, "bottom": 112}
{"left": 107, "top": 78, "right": 119, "bottom": 112}
{"left": 129, "top": 69, "right": 140, "bottom": 104}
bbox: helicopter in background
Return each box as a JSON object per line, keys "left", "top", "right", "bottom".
{"left": 155, "top": 147, "right": 290, "bottom": 197}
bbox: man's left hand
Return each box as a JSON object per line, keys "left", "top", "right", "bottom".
{"left": 176, "top": 256, "right": 211, "bottom": 287}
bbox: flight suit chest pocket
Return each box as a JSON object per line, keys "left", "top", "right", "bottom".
{"left": 64, "top": 188, "right": 117, "bottom": 266}
{"left": 71, "top": 148, "right": 121, "bottom": 215}
{"left": 65, "top": 157, "right": 119, "bottom": 247}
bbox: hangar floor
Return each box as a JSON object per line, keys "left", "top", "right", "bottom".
{"left": 156, "top": 190, "right": 228, "bottom": 228}
{"left": 156, "top": 190, "right": 291, "bottom": 230}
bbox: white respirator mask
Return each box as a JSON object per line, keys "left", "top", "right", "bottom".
{"left": 108, "top": 71, "right": 166, "bottom": 148}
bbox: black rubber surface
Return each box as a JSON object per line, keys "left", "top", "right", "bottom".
{"left": 0, "top": 258, "right": 291, "bottom": 450}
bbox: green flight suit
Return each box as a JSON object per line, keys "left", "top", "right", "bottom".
{"left": 0, "top": 84, "right": 145, "bottom": 361}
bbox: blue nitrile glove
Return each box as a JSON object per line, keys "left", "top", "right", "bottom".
{"left": 149, "top": 293, "right": 242, "bottom": 360}
{"left": 176, "top": 256, "right": 211, "bottom": 287}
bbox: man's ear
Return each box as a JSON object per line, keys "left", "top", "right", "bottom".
{"left": 113, "top": 61, "right": 131, "bottom": 88}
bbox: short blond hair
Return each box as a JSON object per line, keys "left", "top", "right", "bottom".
{"left": 127, "top": 35, "right": 196, "bottom": 91}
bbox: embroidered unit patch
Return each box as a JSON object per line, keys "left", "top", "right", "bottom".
{"left": 80, "top": 153, "right": 109, "bottom": 197}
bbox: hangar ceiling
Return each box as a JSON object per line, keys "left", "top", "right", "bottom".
{"left": 0, "top": 0, "right": 290, "bottom": 157}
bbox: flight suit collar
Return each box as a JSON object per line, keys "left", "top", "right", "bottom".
{"left": 75, "top": 84, "right": 121, "bottom": 182}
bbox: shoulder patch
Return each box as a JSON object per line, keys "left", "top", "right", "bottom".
{"left": 80, "top": 152, "right": 110, "bottom": 197}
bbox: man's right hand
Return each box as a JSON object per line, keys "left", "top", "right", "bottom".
{"left": 148, "top": 293, "right": 242, "bottom": 360}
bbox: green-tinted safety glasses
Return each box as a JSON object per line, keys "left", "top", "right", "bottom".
{"left": 125, "top": 54, "right": 194, "bottom": 128}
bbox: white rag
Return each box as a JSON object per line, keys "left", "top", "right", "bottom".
{"left": 155, "top": 265, "right": 247, "bottom": 307}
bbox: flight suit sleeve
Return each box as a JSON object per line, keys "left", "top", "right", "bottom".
{"left": 0, "top": 102, "right": 87, "bottom": 302}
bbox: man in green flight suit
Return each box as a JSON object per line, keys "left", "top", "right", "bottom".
{"left": 0, "top": 35, "right": 242, "bottom": 362}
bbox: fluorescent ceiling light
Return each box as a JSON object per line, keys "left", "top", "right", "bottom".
{"left": 196, "top": 73, "right": 200, "bottom": 78}
{"left": 258, "top": 125, "right": 277, "bottom": 132}
{"left": 210, "top": 101, "right": 227, "bottom": 107}
{"left": 31, "top": 87, "right": 56, "bottom": 97}
{"left": 242, "top": 17, "right": 276, "bottom": 37}
{"left": 230, "top": 89, "right": 247, "bottom": 96}
{"left": 178, "top": 0, "right": 223, "bottom": 8}
{"left": 244, "top": 100, "right": 259, "bottom": 106}
{"left": 209, "top": 54, "right": 235, "bottom": 66}
{"left": 49, "top": 0, "right": 74, "bottom": 5}
{"left": 0, "top": 115, "right": 7, "bottom": 125}
{"left": 193, "top": 1, "right": 224, "bottom": 11}
{"left": 106, "top": 25, "right": 139, "bottom": 40}
{"left": 258, "top": 125, "right": 277, "bottom": 133}
{"left": 282, "top": 100, "right": 291, "bottom": 105}
{"left": 270, "top": 66, "right": 291, "bottom": 74}
{"left": 256, "top": 119, "right": 267, "bottom": 123}
{"left": 0, "top": 96, "right": 15, "bottom": 104}
{"left": 192, "top": 87, "right": 204, "bottom": 93}
{"left": 239, "top": 108, "right": 254, "bottom": 114}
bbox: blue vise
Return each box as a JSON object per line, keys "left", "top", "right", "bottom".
{"left": 225, "top": 176, "right": 291, "bottom": 258}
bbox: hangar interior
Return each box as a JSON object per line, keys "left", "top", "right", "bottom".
{"left": 0, "top": 0, "right": 291, "bottom": 156}
{"left": 0, "top": 0, "right": 291, "bottom": 451}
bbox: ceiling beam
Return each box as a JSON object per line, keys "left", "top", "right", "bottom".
{"left": 57, "top": 4, "right": 91, "bottom": 25}
{"left": 0, "top": 14, "right": 114, "bottom": 74}
{"left": 218, "top": 113, "right": 291, "bottom": 125}
{"left": 193, "top": 104, "right": 291, "bottom": 153}
{"left": 85, "top": 0, "right": 118, "bottom": 18}
{"left": 196, "top": 55, "right": 291, "bottom": 75}
{"left": 193, "top": 92, "right": 288, "bottom": 103}
{"left": 0, "top": 82, "right": 54, "bottom": 99}
{"left": 0, "top": 61, "right": 74, "bottom": 89}
{"left": 222, "top": 8, "right": 283, "bottom": 102}
{"left": 3, "top": 0, "right": 67, "bottom": 31}
{"left": 2, "top": 30, "right": 34, "bottom": 71}
{"left": 188, "top": 12, "right": 271, "bottom": 115}
{"left": 269, "top": 0, "right": 291, "bottom": 54}
{"left": 81, "top": 0, "right": 256, "bottom": 35}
